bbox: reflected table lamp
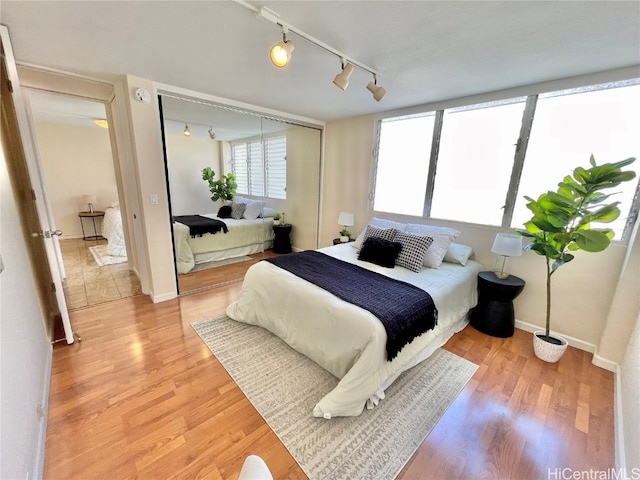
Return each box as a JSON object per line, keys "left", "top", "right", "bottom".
{"left": 491, "top": 233, "right": 522, "bottom": 279}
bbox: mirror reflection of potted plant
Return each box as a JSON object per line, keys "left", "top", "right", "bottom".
{"left": 339, "top": 228, "right": 352, "bottom": 243}
{"left": 273, "top": 213, "right": 281, "bottom": 226}
{"left": 202, "top": 167, "right": 237, "bottom": 204}
{"left": 518, "top": 155, "right": 636, "bottom": 363}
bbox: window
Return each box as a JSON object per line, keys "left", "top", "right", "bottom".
{"left": 231, "top": 135, "right": 287, "bottom": 199}
{"left": 372, "top": 80, "right": 640, "bottom": 240}
{"left": 373, "top": 114, "right": 434, "bottom": 216}
{"left": 431, "top": 100, "right": 526, "bottom": 225}
{"left": 512, "top": 84, "right": 640, "bottom": 237}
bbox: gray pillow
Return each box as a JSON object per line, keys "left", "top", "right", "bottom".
{"left": 230, "top": 202, "right": 246, "bottom": 220}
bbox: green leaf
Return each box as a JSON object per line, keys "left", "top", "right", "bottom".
{"left": 574, "top": 230, "right": 611, "bottom": 252}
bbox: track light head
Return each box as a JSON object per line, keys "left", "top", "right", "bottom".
{"left": 366, "top": 77, "right": 386, "bottom": 102}
{"left": 183, "top": 124, "right": 191, "bottom": 137}
{"left": 270, "top": 28, "right": 294, "bottom": 67}
{"left": 208, "top": 127, "right": 216, "bottom": 140}
{"left": 333, "top": 61, "right": 354, "bottom": 91}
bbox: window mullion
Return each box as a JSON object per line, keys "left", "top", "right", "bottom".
{"left": 501, "top": 95, "right": 538, "bottom": 227}
{"left": 423, "top": 110, "right": 443, "bottom": 217}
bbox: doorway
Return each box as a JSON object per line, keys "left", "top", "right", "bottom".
{"left": 26, "top": 90, "right": 141, "bottom": 309}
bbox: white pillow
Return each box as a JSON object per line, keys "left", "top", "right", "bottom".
{"left": 353, "top": 217, "right": 407, "bottom": 249}
{"left": 261, "top": 207, "right": 275, "bottom": 218}
{"left": 233, "top": 196, "right": 252, "bottom": 205}
{"left": 443, "top": 243, "right": 474, "bottom": 266}
{"left": 243, "top": 201, "right": 266, "bottom": 219}
{"left": 404, "top": 223, "right": 460, "bottom": 268}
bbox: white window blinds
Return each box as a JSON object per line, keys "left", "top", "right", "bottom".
{"left": 231, "top": 135, "right": 286, "bottom": 199}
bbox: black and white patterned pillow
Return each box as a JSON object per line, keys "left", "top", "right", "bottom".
{"left": 230, "top": 202, "right": 246, "bottom": 220}
{"left": 394, "top": 232, "right": 434, "bottom": 272}
{"left": 359, "top": 225, "right": 397, "bottom": 251}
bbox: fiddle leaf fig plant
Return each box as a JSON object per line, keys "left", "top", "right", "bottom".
{"left": 202, "top": 167, "right": 237, "bottom": 204}
{"left": 517, "top": 155, "right": 636, "bottom": 342}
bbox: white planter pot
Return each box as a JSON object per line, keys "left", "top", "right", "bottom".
{"left": 533, "top": 330, "right": 568, "bottom": 363}
{"left": 340, "top": 235, "right": 350, "bottom": 243}
{"left": 273, "top": 220, "right": 281, "bottom": 226}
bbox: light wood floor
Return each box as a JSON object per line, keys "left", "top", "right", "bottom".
{"left": 45, "top": 262, "right": 614, "bottom": 479}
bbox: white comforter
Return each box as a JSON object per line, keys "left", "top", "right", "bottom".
{"left": 102, "top": 207, "right": 126, "bottom": 257}
{"left": 226, "top": 243, "right": 482, "bottom": 417}
{"left": 174, "top": 216, "right": 275, "bottom": 274}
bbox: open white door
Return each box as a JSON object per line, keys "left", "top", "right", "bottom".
{"left": 1, "top": 25, "right": 74, "bottom": 344}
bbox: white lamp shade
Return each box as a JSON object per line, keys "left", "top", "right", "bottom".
{"left": 491, "top": 233, "right": 522, "bottom": 257}
{"left": 338, "top": 211, "right": 354, "bottom": 227}
{"left": 366, "top": 81, "right": 386, "bottom": 102}
{"left": 333, "top": 63, "right": 354, "bottom": 91}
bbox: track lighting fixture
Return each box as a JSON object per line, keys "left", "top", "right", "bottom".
{"left": 245, "top": 3, "right": 388, "bottom": 101}
{"left": 183, "top": 124, "right": 191, "bottom": 137}
{"left": 208, "top": 127, "right": 216, "bottom": 140}
{"left": 366, "top": 76, "right": 387, "bottom": 102}
{"left": 270, "top": 26, "right": 294, "bottom": 68}
{"left": 333, "top": 60, "right": 354, "bottom": 91}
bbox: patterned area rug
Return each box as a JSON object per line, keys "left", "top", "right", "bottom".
{"left": 192, "top": 315, "right": 477, "bottom": 480}
{"left": 191, "top": 255, "right": 252, "bottom": 272}
{"left": 89, "top": 244, "right": 127, "bottom": 266}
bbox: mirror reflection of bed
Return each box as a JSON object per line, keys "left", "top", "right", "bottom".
{"left": 160, "top": 95, "right": 321, "bottom": 294}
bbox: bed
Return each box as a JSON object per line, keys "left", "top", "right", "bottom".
{"left": 226, "top": 239, "right": 482, "bottom": 418}
{"left": 102, "top": 205, "right": 127, "bottom": 257}
{"left": 174, "top": 215, "right": 275, "bottom": 274}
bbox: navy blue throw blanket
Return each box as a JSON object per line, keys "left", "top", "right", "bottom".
{"left": 174, "top": 215, "right": 228, "bottom": 237}
{"left": 265, "top": 250, "right": 438, "bottom": 361}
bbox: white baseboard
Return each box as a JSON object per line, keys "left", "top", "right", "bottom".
{"left": 151, "top": 291, "right": 177, "bottom": 303}
{"left": 515, "top": 319, "right": 618, "bottom": 373}
{"left": 515, "top": 319, "right": 596, "bottom": 352}
{"left": 614, "top": 365, "right": 626, "bottom": 471}
{"left": 34, "top": 346, "right": 53, "bottom": 480}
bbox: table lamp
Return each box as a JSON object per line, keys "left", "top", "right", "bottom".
{"left": 82, "top": 194, "right": 97, "bottom": 213}
{"left": 491, "top": 232, "right": 522, "bottom": 279}
{"left": 338, "top": 211, "right": 354, "bottom": 242}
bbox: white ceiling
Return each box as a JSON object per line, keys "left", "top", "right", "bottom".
{"left": 3, "top": 1, "right": 639, "bottom": 123}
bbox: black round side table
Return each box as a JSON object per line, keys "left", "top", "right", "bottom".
{"left": 470, "top": 271, "right": 525, "bottom": 338}
{"left": 272, "top": 224, "right": 292, "bottom": 254}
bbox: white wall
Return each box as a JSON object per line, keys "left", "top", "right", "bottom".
{"left": 1, "top": 136, "right": 52, "bottom": 480}
{"left": 165, "top": 133, "right": 221, "bottom": 216}
{"left": 34, "top": 121, "right": 118, "bottom": 238}
{"left": 619, "top": 313, "right": 640, "bottom": 471}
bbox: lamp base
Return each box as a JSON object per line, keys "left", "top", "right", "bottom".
{"left": 494, "top": 271, "right": 509, "bottom": 280}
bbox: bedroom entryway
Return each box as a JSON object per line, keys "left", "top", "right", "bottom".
{"left": 59, "top": 238, "right": 141, "bottom": 310}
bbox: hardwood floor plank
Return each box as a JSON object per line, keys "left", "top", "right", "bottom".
{"left": 45, "top": 260, "right": 615, "bottom": 479}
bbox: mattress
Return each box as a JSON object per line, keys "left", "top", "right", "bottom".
{"left": 102, "top": 207, "right": 126, "bottom": 257}
{"left": 174, "top": 215, "right": 275, "bottom": 274}
{"left": 226, "top": 242, "right": 482, "bottom": 417}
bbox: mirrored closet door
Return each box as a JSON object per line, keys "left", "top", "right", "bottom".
{"left": 159, "top": 95, "right": 322, "bottom": 294}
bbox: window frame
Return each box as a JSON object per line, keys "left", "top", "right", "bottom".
{"left": 231, "top": 133, "right": 287, "bottom": 200}
{"left": 371, "top": 79, "right": 640, "bottom": 242}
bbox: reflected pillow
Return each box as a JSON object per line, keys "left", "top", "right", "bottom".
{"left": 217, "top": 205, "right": 232, "bottom": 219}
{"left": 358, "top": 237, "right": 402, "bottom": 268}
{"left": 243, "top": 201, "right": 266, "bottom": 219}
{"left": 230, "top": 202, "right": 246, "bottom": 219}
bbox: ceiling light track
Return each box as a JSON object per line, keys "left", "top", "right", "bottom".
{"left": 234, "top": 1, "right": 385, "bottom": 100}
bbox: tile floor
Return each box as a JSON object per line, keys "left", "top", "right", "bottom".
{"left": 59, "top": 238, "right": 142, "bottom": 310}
